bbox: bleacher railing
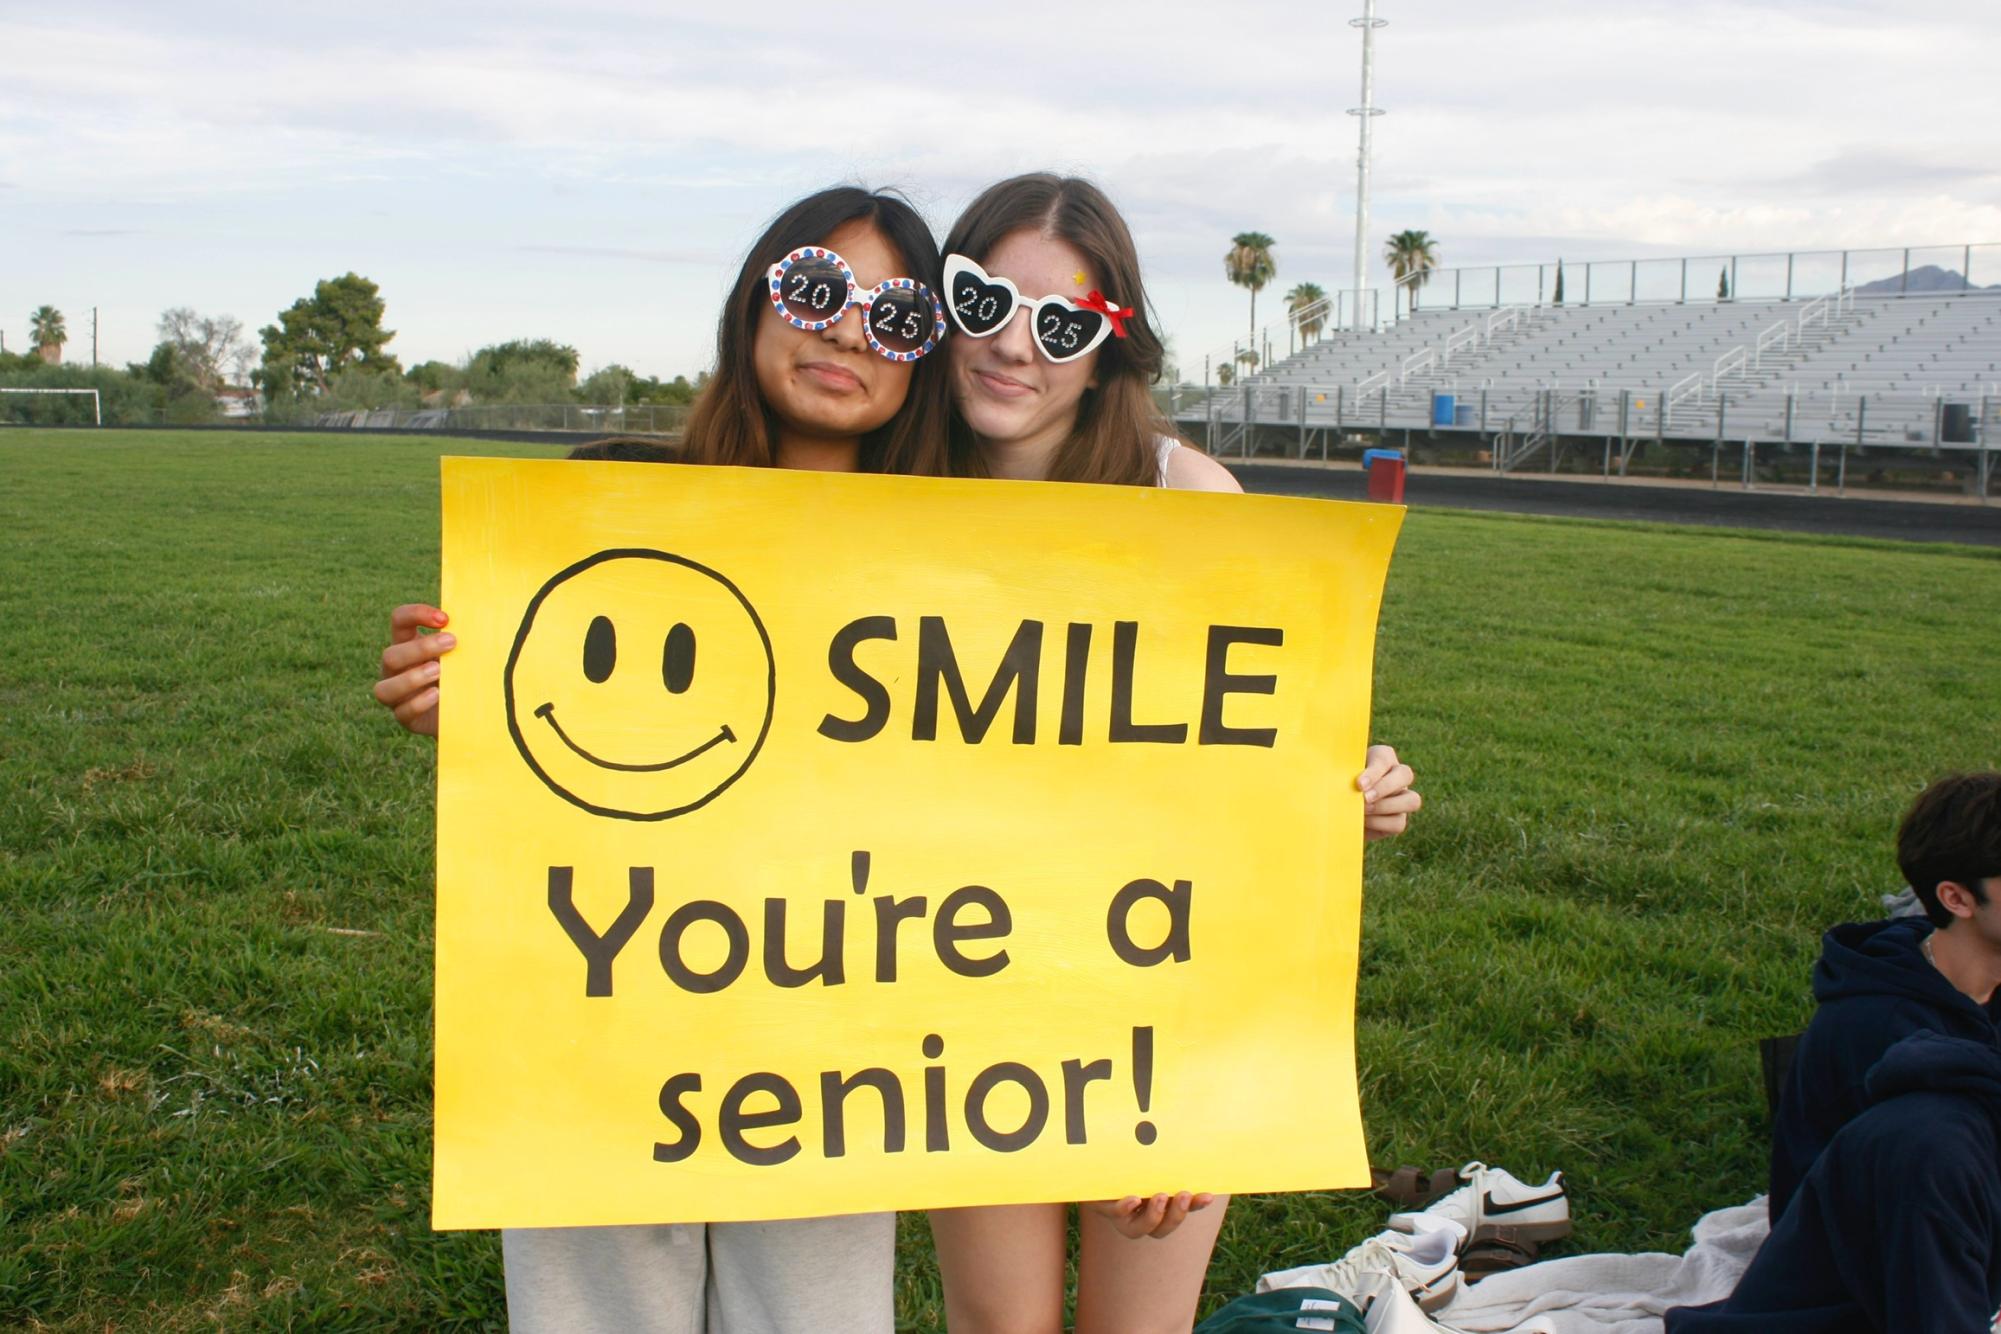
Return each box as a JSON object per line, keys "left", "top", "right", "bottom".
{"left": 1207, "top": 244, "right": 1996, "bottom": 403}
{"left": 1383, "top": 243, "right": 2001, "bottom": 315}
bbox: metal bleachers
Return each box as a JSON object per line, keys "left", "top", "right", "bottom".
{"left": 1177, "top": 286, "right": 2001, "bottom": 465}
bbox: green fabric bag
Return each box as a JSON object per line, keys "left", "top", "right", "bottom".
{"left": 1194, "top": 1286, "right": 1368, "bottom": 1333}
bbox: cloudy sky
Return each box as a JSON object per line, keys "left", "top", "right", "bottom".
{"left": 5, "top": 0, "right": 1998, "bottom": 382}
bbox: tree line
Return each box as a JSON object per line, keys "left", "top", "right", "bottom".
{"left": 2, "top": 276, "right": 701, "bottom": 427}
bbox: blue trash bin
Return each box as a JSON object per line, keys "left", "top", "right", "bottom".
{"left": 1454, "top": 404, "right": 1474, "bottom": 427}
{"left": 1431, "top": 393, "right": 1456, "bottom": 428}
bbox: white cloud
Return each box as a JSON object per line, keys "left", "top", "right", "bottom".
{"left": 2, "top": 0, "right": 1995, "bottom": 374}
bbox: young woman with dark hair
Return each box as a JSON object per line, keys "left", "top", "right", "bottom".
{"left": 372, "top": 184, "right": 949, "bottom": 1334}
{"left": 374, "top": 184, "right": 950, "bottom": 736}
{"left": 927, "top": 172, "right": 1420, "bottom": 1334}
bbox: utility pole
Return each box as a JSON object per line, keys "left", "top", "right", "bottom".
{"left": 1348, "top": 0, "right": 1386, "bottom": 330}
{"left": 92, "top": 307, "right": 99, "bottom": 368}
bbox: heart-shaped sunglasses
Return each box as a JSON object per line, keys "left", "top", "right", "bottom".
{"left": 765, "top": 246, "right": 946, "bottom": 363}
{"left": 943, "top": 254, "right": 1132, "bottom": 364}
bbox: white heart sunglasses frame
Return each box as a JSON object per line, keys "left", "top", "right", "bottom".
{"left": 942, "top": 254, "right": 1118, "bottom": 365}
{"left": 765, "top": 246, "right": 946, "bottom": 363}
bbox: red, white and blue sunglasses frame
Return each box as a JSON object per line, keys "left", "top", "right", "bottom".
{"left": 764, "top": 246, "right": 947, "bottom": 363}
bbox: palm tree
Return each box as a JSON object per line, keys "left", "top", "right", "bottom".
{"left": 1383, "top": 231, "right": 1440, "bottom": 313}
{"left": 30, "top": 306, "right": 66, "bottom": 364}
{"left": 1224, "top": 232, "right": 1277, "bottom": 353}
{"left": 1286, "top": 282, "right": 1329, "bottom": 346}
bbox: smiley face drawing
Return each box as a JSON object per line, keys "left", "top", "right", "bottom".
{"left": 503, "top": 548, "right": 775, "bottom": 821}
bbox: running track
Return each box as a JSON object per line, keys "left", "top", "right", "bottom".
{"left": 1235, "top": 465, "right": 2001, "bottom": 548}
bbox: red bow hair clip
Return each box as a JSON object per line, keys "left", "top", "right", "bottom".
{"left": 1077, "top": 290, "right": 1134, "bottom": 339}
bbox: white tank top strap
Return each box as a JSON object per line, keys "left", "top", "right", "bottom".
{"left": 1154, "top": 435, "right": 1180, "bottom": 487}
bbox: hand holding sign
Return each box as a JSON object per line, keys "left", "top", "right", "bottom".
{"left": 375, "top": 604, "right": 452, "bottom": 735}
{"left": 433, "top": 458, "right": 1400, "bottom": 1229}
{"left": 1359, "top": 744, "right": 1421, "bottom": 841}
{"left": 1092, "top": 1191, "right": 1219, "bottom": 1240}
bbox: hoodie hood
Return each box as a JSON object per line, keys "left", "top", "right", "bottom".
{"left": 1812, "top": 917, "right": 1966, "bottom": 1009}
{"left": 1866, "top": 1029, "right": 2001, "bottom": 1112}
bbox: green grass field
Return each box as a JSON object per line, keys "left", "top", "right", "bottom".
{"left": 3, "top": 430, "right": 1998, "bottom": 1331}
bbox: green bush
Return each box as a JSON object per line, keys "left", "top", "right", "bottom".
{"left": 0, "top": 362, "right": 166, "bottom": 426}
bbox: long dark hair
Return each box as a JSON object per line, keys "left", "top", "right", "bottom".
{"left": 941, "top": 173, "right": 1181, "bottom": 486}
{"left": 682, "top": 186, "right": 951, "bottom": 475}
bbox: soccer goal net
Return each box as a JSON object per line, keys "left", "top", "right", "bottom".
{"left": 0, "top": 387, "right": 102, "bottom": 426}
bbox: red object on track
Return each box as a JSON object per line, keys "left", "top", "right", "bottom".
{"left": 1365, "top": 452, "right": 1406, "bottom": 503}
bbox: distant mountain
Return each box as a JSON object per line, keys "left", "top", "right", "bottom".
{"left": 1852, "top": 264, "right": 2001, "bottom": 295}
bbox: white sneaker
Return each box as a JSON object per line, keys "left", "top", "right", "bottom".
{"left": 1386, "top": 1161, "right": 1570, "bottom": 1246}
{"left": 1357, "top": 1272, "right": 1457, "bottom": 1333}
{"left": 1260, "top": 1220, "right": 1465, "bottom": 1312}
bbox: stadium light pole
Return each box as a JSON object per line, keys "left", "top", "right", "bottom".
{"left": 1348, "top": 0, "right": 1387, "bottom": 331}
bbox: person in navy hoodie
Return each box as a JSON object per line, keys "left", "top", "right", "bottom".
{"left": 1666, "top": 1030, "right": 2001, "bottom": 1333}
{"left": 1767, "top": 771, "right": 2001, "bottom": 1221}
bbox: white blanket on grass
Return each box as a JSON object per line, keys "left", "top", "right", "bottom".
{"left": 1263, "top": 1200, "right": 1769, "bottom": 1334}
{"left": 1425, "top": 1199, "right": 1767, "bottom": 1334}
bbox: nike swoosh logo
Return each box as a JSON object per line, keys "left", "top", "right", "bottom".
{"left": 1484, "top": 1188, "right": 1566, "bottom": 1216}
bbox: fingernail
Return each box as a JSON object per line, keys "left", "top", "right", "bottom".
{"left": 436, "top": 634, "right": 456, "bottom": 649}
{"left": 423, "top": 661, "right": 441, "bottom": 679}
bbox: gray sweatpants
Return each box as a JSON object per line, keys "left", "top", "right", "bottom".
{"left": 501, "top": 1213, "right": 895, "bottom": 1334}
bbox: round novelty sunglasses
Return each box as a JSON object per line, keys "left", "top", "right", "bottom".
{"left": 765, "top": 247, "right": 947, "bottom": 363}
{"left": 942, "top": 254, "right": 1132, "bottom": 365}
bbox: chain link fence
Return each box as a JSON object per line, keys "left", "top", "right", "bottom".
{"left": 310, "top": 403, "right": 689, "bottom": 435}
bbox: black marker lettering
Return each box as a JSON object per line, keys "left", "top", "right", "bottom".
{"left": 718, "top": 1073, "right": 802, "bottom": 1167}
{"left": 819, "top": 616, "right": 897, "bottom": 741}
{"left": 1107, "top": 878, "right": 1193, "bottom": 967}
{"left": 934, "top": 885, "right": 1013, "bottom": 978}
{"left": 763, "top": 898, "right": 845, "bottom": 988}
{"left": 547, "top": 866, "right": 654, "bottom": 998}
{"left": 913, "top": 616, "right": 1043, "bottom": 744}
{"left": 1109, "top": 622, "right": 1187, "bottom": 743}
{"left": 1062, "top": 1057, "right": 1113, "bottom": 1145}
{"left": 873, "top": 895, "right": 928, "bottom": 982}
{"left": 1200, "top": 626, "right": 1282, "bottom": 747}
{"left": 820, "top": 1068, "right": 906, "bottom": 1158}
{"left": 964, "top": 1062, "right": 1049, "bottom": 1153}
{"left": 652, "top": 1073, "right": 703, "bottom": 1162}
{"left": 659, "top": 901, "right": 750, "bottom": 994}
{"left": 1059, "top": 622, "right": 1091, "bottom": 746}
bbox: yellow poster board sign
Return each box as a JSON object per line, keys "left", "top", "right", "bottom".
{"left": 433, "top": 457, "right": 1402, "bottom": 1229}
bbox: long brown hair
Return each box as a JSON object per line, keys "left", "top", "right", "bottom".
{"left": 681, "top": 186, "right": 951, "bottom": 476}
{"left": 942, "top": 173, "right": 1183, "bottom": 486}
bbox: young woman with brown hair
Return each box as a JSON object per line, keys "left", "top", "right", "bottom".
{"left": 926, "top": 172, "right": 1419, "bottom": 1334}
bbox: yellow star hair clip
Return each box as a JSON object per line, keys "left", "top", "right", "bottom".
{"left": 1072, "top": 271, "right": 1088, "bottom": 287}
